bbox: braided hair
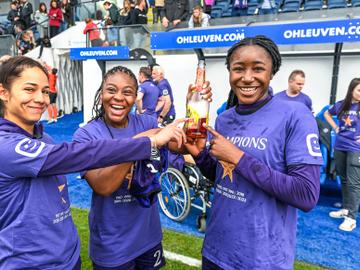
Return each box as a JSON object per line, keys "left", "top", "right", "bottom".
{"left": 91, "top": 65, "right": 138, "bottom": 121}
{"left": 225, "top": 35, "right": 282, "bottom": 109}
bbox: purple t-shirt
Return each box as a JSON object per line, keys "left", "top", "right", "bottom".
{"left": 0, "top": 120, "right": 80, "bottom": 269}
{"left": 202, "top": 98, "right": 323, "bottom": 270}
{"left": 275, "top": 90, "right": 313, "bottom": 111}
{"left": 328, "top": 100, "right": 360, "bottom": 152}
{"left": 138, "top": 80, "right": 161, "bottom": 118}
{"left": 157, "top": 78, "right": 176, "bottom": 117}
{"left": 73, "top": 114, "right": 162, "bottom": 267}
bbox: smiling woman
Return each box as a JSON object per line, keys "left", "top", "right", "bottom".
{"left": 184, "top": 36, "right": 323, "bottom": 270}
{"left": 0, "top": 56, "right": 184, "bottom": 269}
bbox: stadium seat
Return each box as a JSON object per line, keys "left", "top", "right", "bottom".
{"left": 352, "top": 0, "right": 360, "bottom": 6}
{"left": 214, "top": 1, "right": 230, "bottom": 11}
{"left": 211, "top": 7, "right": 224, "bottom": 18}
{"left": 327, "top": 0, "right": 347, "bottom": 9}
{"left": 304, "top": 0, "right": 323, "bottom": 10}
{"left": 281, "top": 1, "right": 301, "bottom": 12}
{"left": 222, "top": 5, "right": 233, "bottom": 16}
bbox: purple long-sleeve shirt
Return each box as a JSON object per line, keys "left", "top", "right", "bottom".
{"left": 198, "top": 96, "right": 323, "bottom": 270}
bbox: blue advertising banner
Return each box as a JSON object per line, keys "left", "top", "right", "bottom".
{"left": 70, "top": 46, "right": 129, "bottom": 60}
{"left": 151, "top": 19, "right": 360, "bottom": 50}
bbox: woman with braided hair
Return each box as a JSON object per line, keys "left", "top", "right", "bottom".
{"left": 185, "top": 35, "right": 323, "bottom": 269}
{"left": 73, "top": 65, "right": 212, "bottom": 270}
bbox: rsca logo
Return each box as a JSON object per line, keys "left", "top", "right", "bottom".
{"left": 306, "top": 134, "right": 322, "bottom": 157}
{"left": 15, "top": 138, "right": 45, "bottom": 158}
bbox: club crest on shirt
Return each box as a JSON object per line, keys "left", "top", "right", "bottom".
{"left": 306, "top": 134, "right": 322, "bottom": 157}
{"left": 162, "top": 89, "right": 169, "bottom": 95}
{"left": 219, "top": 160, "right": 235, "bottom": 182}
{"left": 15, "top": 138, "right": 45, "bottom": 158}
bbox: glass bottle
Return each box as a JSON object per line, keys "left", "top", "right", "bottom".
{"left": 185, "top": 60, "right": 210, "bottom": 139}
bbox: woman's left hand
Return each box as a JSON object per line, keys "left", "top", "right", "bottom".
{"left": 205, "top": 125, "right": 244, "bottom": 165}
{"left": 187, "top": 81, "right": 212, "bottom": 103}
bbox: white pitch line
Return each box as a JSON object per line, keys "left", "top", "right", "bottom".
{"left": 164, "top": 250, "right": 202, "bottom": 268}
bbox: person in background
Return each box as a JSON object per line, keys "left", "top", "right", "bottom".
{"left": 0, "top": 56, "right": 183, "bottom": 269}
{"left": 152, "top": 65, "right": 176, "bottom": 125}
{"left": 275, "top": 69, "right": 313, "bottom": 111}
{"left": 47, "top": 68, "right": 58, "bottom": 124}
{"left": 162, "top": 0, "right": 189, "bottom": 28}
{"left": 83, "top": 18, "right": 104, "bottom": 47}
{"left": 232, "top": 0, "right": 248, "bottom": 16}
{"left": 19, "top": 0, "right": 33, "bottom": 29}
{"left": 324, "top": 78, "right": 360, "bottom": 232}
{"left": 184, "top": 35, "right": 322, "bottom": 269}
{"left": 119, "top": 0, "right": 132, "bottom": 45}
{"left": 188, "top": 5, "right": 210, "bottom": 28}
{"left": 257, "top": 0, "right": 277, "bottom": 15}
{"left": 136, "top": 66, "right": 161, "bottom": 119}
{"left": 18, "top": 30, "right": 35, "bottom": 55}
{"left": 48, "top": 0, "right": 63, "bottom": 38}
{"left": 128, "top": 0, "right": 148, "bottom": 48}
{"left": 35, "top": 2, "right": 49, "bottom": 38}
{"left": 153, "top": 0, "right": 165, "bottom": 24}
{"left": 103, "top": 0, "right": 122, "bottom": 26}
{"left": 60, "top": 0, "right": 72, "bottom": 32}
{"left": 7, "top": 1, "right": 20, "bottom": 34}
{"left": 203, "top": 0, "right": 214, "bottom": 14}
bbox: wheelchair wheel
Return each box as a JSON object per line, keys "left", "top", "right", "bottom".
{"left": 158, "top": 168, "right": 191, "bottom": 222}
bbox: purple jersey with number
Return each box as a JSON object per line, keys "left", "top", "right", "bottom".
{"left": 73, "top": 114, "right": 162, "bottom": 267}
{"left": 328, "top": 100, "right": 360, "bottom": 152}
{"left": 138, "top": 80, "right": 161, "bottom": 118}
{"left": 202, "top": 98, "right": 323, "bottom": 270}
{"left": 157, "top": 78, "right": 176, "bottom": 117}
{"left": 275, "top": 90, "right": 313, "bottom": 111}
{"left": 0, "top": 119, "right": 80, "bottom": 269}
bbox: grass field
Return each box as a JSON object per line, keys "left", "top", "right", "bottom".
{"left": 72, "top": 208, "right": 327, "bottom": 270}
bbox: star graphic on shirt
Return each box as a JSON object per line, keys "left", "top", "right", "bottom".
{"left": 343, "top": 116, "right": 352, "bottom": 126}
{"left": 219, "top": 160, "right": 235, "bottom": 182}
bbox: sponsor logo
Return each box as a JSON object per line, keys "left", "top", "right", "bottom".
{"left": 15, "top": 138, "right": 45, "bottom": 158}
{"left": 228, "top": 136, "right": 268, "bottom": 150}
{"left": 306, "top": 134, "right": 322, "bottom": 157}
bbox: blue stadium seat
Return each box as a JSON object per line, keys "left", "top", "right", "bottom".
{"left": 211, "top": 7, "right": 224, "bottom": 18}
{"left": 327, "top": 0, "right": 347, "bottom": 8}
{"left": 281, "top": 1, "right": 301, "bottom": 11}
{"left": 215, "top": 1, "right": 230, "bottom": 11}
{"left": 352, "top": 0, "right": 360, "bottom": 6}
{"left": 247, "top": 3, "right": 259, "bottom": 15}
{"left": 304, "top": 0, "right": 323, "bottom": 10}
{"left": 222, "top": 5, "right": 233, "bottom": 16}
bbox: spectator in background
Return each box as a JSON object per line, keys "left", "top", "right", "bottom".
{"left": 152, "top": 65, "right": 176, "bottom": 125}
{"left": 324, "top": 78, "right": 360, "bottom": 232}
{"left": 153, "top": 0, "right": 165, "bottom": 24}
{"left": 274, "top": 69, "right": 313, "bottom": 111}
{"left": 129, "top": 0, "right": 148, "bottom": 48}
{"left": 232, "top": 0, "right": 248, "bottom": 16}
{"left": 203, "top": 0, "right": 214, "bottom": 14}
{"left": 69, "top": 0, "right": 77, "bottom": 25}
{"left": 83, "top": 18, "right": 104, "bottom": 47}
{"left": 136, "top": 66, "right": 161, "bottom": 119}
{"left": 34, "top": 2, "right": 49, "bottom": 38}
{"left": 257, "top": 0, "right": 277, "bottom": 15}
{"left": 19, "top": 0, "right": 33, "bottom": 29}
{"left": 162, "top": 0, "right": 189, "bottom": 28}
{"left": 104, "top": 17, "right": 118, "bottom": 46}
{"left": 60, "top": 0, "right": 72, "bottom": 32}
{"left": 119, "top": 0, "right": 132, "bottom": 45}
{"left": 103, "top": 0, "right": 122, "bottom": 26}
{"left": 47, "top": 67, "right": 59, "bottom": 124}
{"left": 7, "top": 1, "right": 20, "bottom": 32}
{"left": 18, "top": 30, "right": 35, "bottom": 55}
{"left": 188, "top": 5, "right": 210, "bottom": 28}
{"left": 48, "top": 0, "right": 63, "bottom": 38}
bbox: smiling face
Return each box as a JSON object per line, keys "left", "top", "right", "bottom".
{"left": 101, "top": 72, "right": 137, "bottom": 128}
{"left": 228, "top": 45, "right": 273, "bottom": 105}
{"left": 0, "top": 67, "right": 50, "bottom": 134}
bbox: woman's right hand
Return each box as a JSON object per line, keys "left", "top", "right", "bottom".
{"left": 184, "top": 137, "right": 207, "bottom": 158}
{"left": 150, "top": 119, "right": 187, "bottom": 148}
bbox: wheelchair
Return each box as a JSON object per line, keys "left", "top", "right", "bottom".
{"left": 157, "top": 155, "right": 214, "bottom": 232}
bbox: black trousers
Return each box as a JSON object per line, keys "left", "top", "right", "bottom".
{"left": 334, "top": 150, "right": 360, "bottom": 219}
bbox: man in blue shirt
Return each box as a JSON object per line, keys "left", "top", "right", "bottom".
{"left": 136, "top": 66, "right": 161, "bottom": 119}
{"left": 152, "top": 65, "right": 176, "bottom": 125}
